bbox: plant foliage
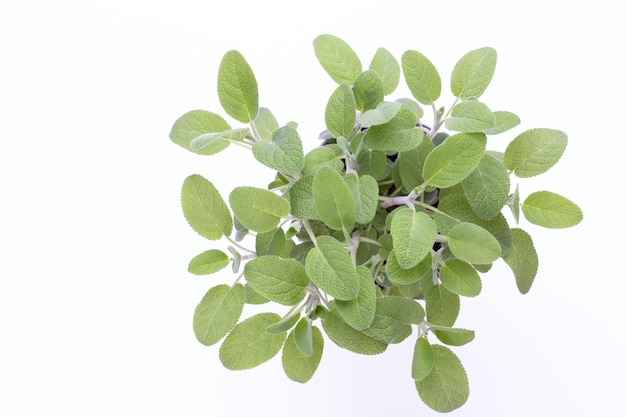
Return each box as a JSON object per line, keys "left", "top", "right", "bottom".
{"left": 170, "top": 34, "right": 582, "bottom": 413}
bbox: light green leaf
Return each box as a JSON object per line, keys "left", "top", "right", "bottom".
{"left": 305, "top": 236, "right": 359, "bottom": 301}
{"left": 507, "top": 184, "right": 521, "bottom": 224}
{"left": 293, "top": 318, "right": 313, "bottom": 357}
{"left": 504, "top": 128, "right": 568, "bottom": 178}
{"left": 190, "top": 127, "right": 249, "bottom": 152}
{"left": 325, "top": 84, "right": 357, "bottom": 138}
{"left": 343, "top": 174, "right": 379, "bottom": 225}
{"left": 181, "top": 174, "right": 232, "bottom": 240}
{"left": 439, "top": 259, "right": 482, "bottom": 297}
{"left": 335, "top": 266, "right": 377, "bottom": 330}
{"left": 423, "top": 132, "right": 487, "bottom": 188}
{"left": 313, "top": 166, "right": 356, "bottom": 231}
{"left": 282, "top": 325, "right": 324, "bottom": 383}
{"left": 193, "top": 284, "right": 244, "bottom": 346}
{"left": 401, "top": 50, "right": 441, "bottom": 105}
{"left": 244, "top": 283, "right": 270, "bottom": 305}
{"left": 217, "top": 50, "right": 258, "bottom": 123}
{"left": 364, "top": 107, "right": 423, "bottom": 152}
{"left": 425, "top": 283, "right": 460, "bottom": 327}
{"left": 395, "top": 98, "right": 424, "bottom": 119}
{"left": 386, "top": 251, "right": 432, "bottom": 285}
{"left": 522, "top": 191, "right": 583, "bottom": 228}
{"left": 414, "top": 345, "right": 470, "bottom": 412}
{"left": 484, "top": 111, "right": 520, "bottom": 135}
{"left": 244, "top": 256, "right": 309, "bottom": 306}
{"left": 502, "top": 228, "right": 539, "bottom": 294}
{"left": 188, "top": 249, "right": 230, "bottom": 275}
{"left": 354, "top": 70, "right": 384, "bottom": 112}
{"left": 219, "top": 313, "right": 286, "bottom": 370}
{"left": 448, "top": 222, "right": 501, "bottom": 265}
{"left": 313, "top": 34, "right": 362, "bottom": 85}
{"left": 431, "top": 327, "right": 475, "bottom": 347}
{"left": 369, "top": 47, "right": 400, "bottom": 95}
{"left": 322, "top": 310, "right": 387, "bottom": 355}
{"left": 445, "top": 100, "right": 496, "bottom": 133}
{"left": 357, "top": 149, "right": 392, "bottom": 180}
{"left": 266, "top": 312, "right": 300, "bottom": 334}
{"left": 255, "top": 228, "right": 286, "bottom": 257}
{"left": 252, "top": 125, "right": 304, "bottom": 175}
{"left": 450, "top": 47, "right": 497, "bottom": 99}
{"left": 360, "top": 101, "right": 402, "bottom": 127}
{"left": 391, "top": 208, "right": 437, "bottom": 269}
{"left": 302, "top": 146, "right": 343, "bottom": 176}
{"left": 169, "top": 110, "right": 231, "bottom": 154}
{"left": 253, "top": 107, "right": 279, "bottom": 141}
{"left": 412, "top": 337, "right": 434, "bottom": 381}
{"left": 288, "top": 174, "right": 320, "bottom": 220}
{"left": 229, "top": 186, "right": 290, "bottom": 233}
{"left": 398, "top": 139, "right": 435, "bottom": 192}
{"left": 462, "top": 154, "right": 510, "bottom": 220}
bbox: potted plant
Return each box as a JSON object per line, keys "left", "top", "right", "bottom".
{"left": 169, "top": 34, "right": 582, "bottom": 413}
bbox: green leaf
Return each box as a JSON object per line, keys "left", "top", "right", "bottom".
{"left": 391, "top": 208, "right": 437, "bottom": 269}
{"left": 313, "top": 34, "right": 362, "bottom": 85}
{"left": 293, "top": 318, "right": 313, "bottom": 357}
{"left": 313, "top": 166, "right": 356, "bottom": 231}
{"left": 360, "top": 101, "right": 402, "bottom": 127}
{"left": 282, "top": 325, "right": 323, "bottom": 383}
{"left": 507, "top": 184, "right": 521, "bottom": 224}
{"left": 188, "top": 249, "right": 230, "bottom": 275}
{"left": 217, "top": 50, "right": 258, "bottom": 123}
{"left": 335, "top": 266, "right": 377, "bottom": 330}
{"left": 425, "top": 283, "right": 460, "bottom": 327}
{"left": 448, "top": 222, "right": 501, "bottom": 265}
{"left": 302, "top": 146, "right": 343, "bottom": 176}
{"left": 423, "top": 132, "right": 487, "bottom": 188}
{"left": 502, "top": 228, "right": 539, "bottom": 294}
{"left": 190, "top": 127, "right": 249, "bottom": 152}
{"left": 287, "top": 174, "right": 319, "bottom": 220}
{"left": 265, "top": 312, "right": 300, "bottom": 334}
{"left": 401, "top": 50, "right": 441, "bottom": 104}
{"left": 398, "top": 139, "right": 435, "bottom": 191}
{"left": 193, "top": 284, "right": 244, "bottom": 346}
{"left": 229, "top": 186, "right": 290, "bottom": 233}
{"left": 357, "top": 149, "right": 392, "bottom": 180}
{"left": 484, "top": 111, "right": 520, "bottom": 135}
{"left": 369, "top": 47, "right": 400, "bottom": 95}
{"left": 255, "top": 227, "right": 287, "bottom": 257}
{"left": 521, "top": 191, "right": 583, "bottom": 228}
{"left": 219, "top": 313, "right": 286, "bottom": 370}
{"left": 354, "top": 70, "right": 384, "bottom": 112}
{"left": 244, "top": 256, "right": 309, "bottom": 306}
{"left": 181, "top": 174, "right": 233, "bottom": 240}
{"left": 414, "top": 345, "right": 470, "bottom": 412}
{"left": 253, "top": 107, "right": 279, "bottom": 141}
{"left": 321, "top": 309, "right": 387, "bottom": 355}
{"left": 305, "top": 236, "right": 359, "bottom": 301}
{"left": 412, "top": 337, "right": 434, "bottom": 381}
{"left": 386, "top": 251, "right": 432, "bottom": 285}
{"left": 364, "top": 107, "right": 423, "bottom": 152}
{"left": 343, "top": 174, "right": 379, "bottom": 225}
{"left": 325, "top": 84, "right": 357, "bottom": 138}
{"left": 504, "top": 128, "right": 568, "bottom": 178}
{"left": 244, "top": 283, "right": 270, "bottom": 305}
{"left": 450, "top": 46, "right": 497, "bottom": 99}
{"left": 169, "top": 110, "right": 231, "bottom": 154}
{"left": 431, "top": 327, "right": 475, "bottom": 347}
{"left": 462, "top": 154, "right": 510, "bottom": 220}
{"left": 395, "top": 98, "right": 424, "bottom": 119}
{"left": 439, "top": 259, "right": 482, "bottom": 297}
{"left": 445, "top": 100, "right": 496, "bottom": 133}
{"left": 252, "top": 125, "right": 304, "bottom": 175}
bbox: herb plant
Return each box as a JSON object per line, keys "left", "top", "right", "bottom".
{"left": 169, "top": 34, "right": 582, "bottom": 413}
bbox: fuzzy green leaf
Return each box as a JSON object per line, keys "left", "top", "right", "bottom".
{"left": 325, "top": 84, "right": 357, "bottom": 138}
{"left": 502, "top": 228, "right": 539, "bottom": 294}
{"left": 425, "top": 283, "right": 460, "bottom": 327}
{"left": 354, "top": 70, "right": 384, "bottom": 112}
{"left": 369, "top": 47, "right": 400, "bottom": 95}
{"left": 484, "top": 111, "right": 520, "bottom": 135}
{"left": 391, "top": 208, "right": 437, "bottom": 269}
{"left": 322, "top": 310, "right": 387, "bottom": 355}
{"left": 398, "top": 139, "right": 435, "bottom": 192}
{"left": 217, "top": 50, "right": 258, "bottom": 123}
{"left": 219, "top": 313, "right": 286, "bottom": 370}
{"left": 288, "top": 174, "right": 320, "bottom": 220}
{"left": 305, "top": 236, "right": 359, "bottom": 301}
{"left": 364, "top": 107, "right": 423, "bottom": 152}
{"left": 253, "top": 107, "right": 279, "bottom": 141}
{"left": 265, "top": 312, "right": 300, "bottom": 334}
{"left": 313, "top": 34, "right": 362, "bottom": 85}
{"left": 293, "top": 317, "right": 313, "bottom": 357}
{"left": 188, "top": 249, "right": 230, "bottom": 275}
{"left": 193, "top": 284, "right": 244, "bottom": 346}
{"left": 431, "top": 327, "right": 475, "bottom": 347}
{"left": 302, "top": 147, "right": 343, "bottom": 176}
{"left": 335, "top": 266, "right": 377, "bottom": 330}
{"left": 439, "top": 259, "right": 482, "bottom": 297}
{"left": 357, "top": 149, "right": 392, "bottom": 180}
{"left": 414, "top": 345, "right": 470, "bottom": 412}
{"left": 412, "top": 337, "right": 434, "bottom": 381}
{"left": 401, "top": 50, "right": 441, "bottom": 104}
{"left": 343, "top": 174, "right": 379, "bottom": 225}
{"left": 312, "top": 166, "right": 356, "bottom": 231}
{"left": 229, "top": 186, "right": 290, "bottom": 233}
{"left": 282, "top": 325, "right": 324, "bottom": 383}
{"left": 386, "top": 251, "right": 432, "bottom": 285}
{"left": 445, "top": 100, "right": 496, "bottom": 133}
{"left": 360, "top": 101, "right": 402, "bottom": 127}
{"left": 181, "top": 174, "right": 232, "bottom": 240}
{"left": 504, "top": 128, "right": 568, "bottom": 178}
{"left": 190, "top": 128, "right": 249, "bottom": 152}
{"left": 255, "top": 228, "right": 287, "bottom": 257}
{"left": 395, "top": 98, "right": 424, "bottom": 119}
{"left": 448, "top": 222, "right": 501, "bottom": 265}
{"left": 252, "top": 125, "right": 305, "bottom": 175}
{"left": 169, "top": 110, "right": 231, "bottom": 154}
{"left": 450, "top": 47, "right": 497, "bottom": 99}
{"left": 244, "top": 256, "right": 309, "bottom": 306}
{"left": 522, "top": 191, "right": 583, "bottom": 228}
{"left": 423, "top": 133, "right": 487, "bottom": 188}
{"left": 462, "top": 154, "right": 510, "bottom": 220}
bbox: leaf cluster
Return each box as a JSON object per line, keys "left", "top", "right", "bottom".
{"left": 170, "top": 34, "right": 582, "bottom": 413}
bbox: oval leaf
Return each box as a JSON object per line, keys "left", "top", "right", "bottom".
{"left": 305, "top": 236, "right": 359, "bottom": 301}
{"left": 193, "top": 284, "right": 244, "bottom": 346}
{"left": 448, "top": 222, "right": 501, "bottom": 264}
{"left": 522, "top": 191, "right": 583, "bottom": 228}
{"left": 169, "top": 110, "right": 231, "bottom": 154}
{"left": 293, "top": 318, "right": 313, "bottom": 357}
{"left": 386, "top": 251, "right": 432, "bottom": 285}
{"left": 502, "top": 228, "right": 539, "bottom": 294}
{"left": 181, "top": 174, "right": 232, "bottom": 240}
{"left": 423, "top": 133, "right": 487, "bottom": 188}
{"left": 281, "top": 325, "right": 324, "bottom": 383}
{"left": 461, "top": 154, "right": 510, "bottom": 220}
{"left": 354, "top": 70, "right": 384, "bottom": 112}
{"left": 431, "top": 327, "right": 476, "bottom": 346}
{"left": 425, "top": 283, "right": 460, "bottom": 327}
{"left": 363, "top": 107, "right": 423, "bottom": 152}
{"left": 445, "top": 100, "right": 496, "bottom": 133}
{"left": 252, "top": 125, "right": 305, "bottom": 174}
{"left": 360, "top": 101, "right": 402, "bottom": 127}
{"left": 313, "top": 166, "right": 356, "bottom": 231}
{"left": 335, "top": 266, "right": 377, "bottom": 330}
{"left": 325, "top": 84, "right": 357, "bottom": 138}
{"left": 244, "top": 256, "right": 309, "bottom": 306}
{"left": 342, "top": 174, "right": 379, "bottom": 225}
{"left": 229, "top": 186, "right": 290, "bottom": 232}
{"left": 391, "top": 208, "right": 437, "bottom": 269}
{"left": 412, "top": 337, "right": 434, "bottom": 381}
{"left": 439, "top": 259, "right": 482, "bottom": 297}
{"left": 321, "top": 310, "right": 387, "bottom": 355}
{"left": 484, "top": 110, "right": 520, "bottom": 135}
{"left": 504, "top": 128, "right": 568, "bottom": 178}
{"left": 401, "top": 50, "right": 441, "bottom": 105}
{"left": 188, "top": 249, "right": 230, "bottom": 275}
{"left": 253, "top": 107, "right": 279, "bottom": 141}
{"left": 369, "top": 47, "right": 400, "bottom": 96}
{"left": 450, "top": 46, "right": 497, "bottom": 99}
{"left": 313, "top": 34, "right": 362, "bottom": 85}
{"left": 217, "top": 50, "right": 258, "bottom": 123}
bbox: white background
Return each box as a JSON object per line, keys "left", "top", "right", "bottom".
{"left": 1, "top": 1, "right": 624, "bottom": 415}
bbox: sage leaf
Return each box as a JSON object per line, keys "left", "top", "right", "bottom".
{"left": 190, "top": 127, "right": 249, "bottom": 152}
{"left": 252, "top": 125, "right": 305, "bottom": 175}
{"left": 450, "top": 46, "right": 497, "bottom": 99}
{"left": 425, "top": 283, "right": 460, "bottom": 327}
{"left": 401, "top": 50, "right": 441, "bottom": 104}
{"left": 229, "top": 186, "right": 290, "bottom": 233}
{"left": 439, "top": 259, "right": 482, "bottom": 297}
{"left": 266, "top": 312, "right": 300, "bottom": 334}
{"left": 448, "top": 222, "right": 501, "bottom": 265}
{"left": 364, "top": 107, "right": 423, "bottom": 152}
{"left": 360, "top": 101, "right": 402, "bottom": 127}
{"left": 431, "top": 327, "right": 476, "bottom": 346}
{"left": 193, "top": 284, "right": 244, "bottom": 346}
{"left": 354, "top": 70, "right": 384, "bottom": 112}
{"left": 386, "top": 251, "right": 432, "bottom": 285}
{"left": 253, "top": 107, "right": 279, "bottom": 141}
{"left": 391, "top": 208, "right": 436, "bottom": 269}
{"left": 313, "top": 34, "right": 362, "bottom": 85}
{"left": 521, "top": 191, "right": 583, "bottom": 228}
{"left": 169, "top": 110, "right": 231, "bottom": 154}
{"left": 484, "top": 110, "right": 520, "bottom": 135}
{"left": 423, "top": 132, "right": 487, "bottom": 188}
{"left": 282, "top": 325, "right": 324, "bottom": 383}
{"left": 181, "top": 174, "right": 232, "bottom": 240}
{"left": 302, "top": 146, "right": 343, "bottom": 176}
{"left": 445, "top": 100, "right": 496, "bottom": 133}
{"left": 244, "top": 256, "right": 309, "bottom": 306}
{"left": 412, "top": 337, "right": 434, "bottom": 381}
{"left": 312, "top": 166, "right": 356, "bottom": 231}
{"left": 325, "top": 84, "right": 357, "bottom": 138}
{"left": 217, "top": 50, "right": 258, "bottom": 123}
{"left": 357, "top": 149, "right": 392, "bottom": 180}
{"left": 322, "top": 310, "right": 387, "bottom": 355}
{"left": 395, "top": 97, "right": 424, "bottom": 119}
{"left": 461, "top": 154, "right": 510, "bottom": 220}
{"left": 504, "top": 128, "right": 568, "bottom": 178}
{"left": 414, "top": 345, "right": 470, "bottom": 412}
{"left": 293, "top": 317, "right": 313, "bottom": 357}
{"left": 219, "top": 313, "right": 286, "bottom": 370}
{"left": 188, "top": 249, "right": 230, "bottom": 275}
{"left": 369, "top": 47, "right": 400, "bottom": 95}
{"left": 503, "top": 228, "right": 539, "bottom": 294}
{"left": 244, "top": 283, "right": 270, "bottom": 305}
{"left": 343, "top": 174, "right": 379, "bottom": 225}
{"left": 288, "top": 174, "right": 320, "bottom": 220}
{"left": 398, "top": 139, "right": 435, "bottom": 192}
{"left": 305, "top": 236, "right": 359, "bottom": 301}
{"left": 335, "top": 266, "right": 377, "bottom": 330}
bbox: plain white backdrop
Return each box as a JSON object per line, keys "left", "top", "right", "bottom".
{"left": 1, "top": 1, "right": 624, "bottom": 415}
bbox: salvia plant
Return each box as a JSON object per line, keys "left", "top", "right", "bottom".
{"left": 169, "top": 34, "right": 583, "bottom": 413}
